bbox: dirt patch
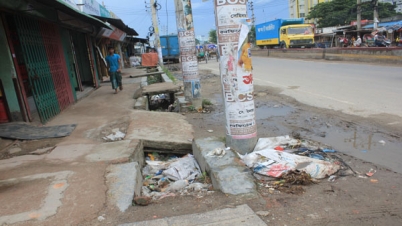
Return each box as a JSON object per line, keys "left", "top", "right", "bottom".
{"left": 0, "top": 178, "right": 49, "bottom": 216}
{"left": 0, "top": 138, "right": 61, "bottom": 160}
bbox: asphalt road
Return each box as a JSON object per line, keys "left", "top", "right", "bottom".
{"left": 199, "top": 57, "right": 402, "bottom": 122}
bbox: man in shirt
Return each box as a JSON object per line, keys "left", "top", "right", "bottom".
{"left": 105, "top": 47, "right": 122, "bottom": 94}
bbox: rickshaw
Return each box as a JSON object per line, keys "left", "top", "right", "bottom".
{"left": 197, "top": 48, "right": 208, "bottom": 63}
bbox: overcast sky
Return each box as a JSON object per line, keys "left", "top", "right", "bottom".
{"left": 102, "top": 0, "right": 289, "bottom": 39}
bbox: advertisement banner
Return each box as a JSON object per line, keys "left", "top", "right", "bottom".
{"left": 82, "top": 0, "right": 100, "bottom": 16}
{"left": 177, "top": 0, "right": 200, "bottom": 99}
{"left": 215, "top": 0, "right": 256, "bottom": 139}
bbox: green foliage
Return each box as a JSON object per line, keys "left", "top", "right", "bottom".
{"left": 202, "top": 99, "right": 212, "bottom": 107}
{"left": 147, "top": 74, "right": 162, "bottom": 85}
{"left": 209, "top": 29, "right": 217, "bottom": 43}
{"left": 306, "top": 0, "right": 400, "bottom": 27}
{"left": 195, "top": 38, "right": 201, "bottom": 45}
{"left": 188, "top": 105, "right": 196, "bottom": 111}
{"left": 161, "top": 66, "right": 176, "bottom": 83}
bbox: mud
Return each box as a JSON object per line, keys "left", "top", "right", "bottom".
{"left": 184, "top": 71, "right": 402, "bottom": 175}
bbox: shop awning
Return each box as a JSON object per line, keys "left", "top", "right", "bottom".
{"left": 127, "top": 37, "right": 149, "bottom": 44}
{"left": 363, "top": 20, "right": 402, "bottom": 30}
{"left": 34, "top": 0, "right": 112, "bottom": 29}
{"left": 93, "top": 16, "right": 138, "bottom": 36}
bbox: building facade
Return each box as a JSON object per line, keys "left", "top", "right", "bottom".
{"left": 0, "top": 0, "right": 138, "bottom": 124}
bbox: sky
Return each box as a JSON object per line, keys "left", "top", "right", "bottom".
{"left": 102, "top": 0, "right": 289, "bottom": 39}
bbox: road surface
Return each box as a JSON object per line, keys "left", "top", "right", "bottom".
{"left": 199, "top": 57, "right": 402, "bottom": 123}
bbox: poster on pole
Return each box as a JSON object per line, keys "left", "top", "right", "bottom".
{"left": 177, "top": 0, "right": 201, "bottom": 98}
{"left": 215, "top": 0, "right": 256, "bottom": 139}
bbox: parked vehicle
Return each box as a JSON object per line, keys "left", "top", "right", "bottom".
{"left": 160, "top": 35, "right": 179, "bottom": 62}
{"left": 256, "top": 18, "right": 315, "bottom": 49}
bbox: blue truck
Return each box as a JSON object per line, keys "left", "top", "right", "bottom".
{"left": 160, "top": 35, "right": 179, "bottom": 62}
{"left": 256, "top": 18, "right": 315, "bottom": 49}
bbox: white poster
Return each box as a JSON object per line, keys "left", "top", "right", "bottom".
{"left": 215, "top": 0, "right": 256, "bottom": 139}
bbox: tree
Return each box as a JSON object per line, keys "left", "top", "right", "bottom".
{"left": 249, "top": 26, "right": 256, "bottom": 45}
{"left": 209, "top": 29, "right": 217, "bottom": 43}
{"left": 195, "top": 38, "right": 200, "bottom": 45}
{"left": 306, "top": 0, "right": 400, "bottom": 27}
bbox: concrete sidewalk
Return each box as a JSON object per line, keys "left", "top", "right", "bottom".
{"left": 0, "top": 66, "right": 195, "bottom": 225}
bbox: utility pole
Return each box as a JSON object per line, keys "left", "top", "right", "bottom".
{"left": 150, "top": 0, "right": 163, "bottom": 65}
{"left": 213, "top": 0, "right": 257, "bottom": 154}
{"left": 357, "top": 0, "right": 362, "bottom": 32}
{"left": 174, "top": 0, "right": 202, "bottom": 109}
{"left": 373, "top": 0, "right": 379, "bottom": 29}
{"left": 248, "top": 0, "right": 255, "bottom": 26}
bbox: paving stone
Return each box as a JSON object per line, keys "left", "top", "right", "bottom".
{"left": 193, "top": 137, "right": 257, "bottom": 196}
{"left": 106, "top": 162, "right": 142, "bottom": 212}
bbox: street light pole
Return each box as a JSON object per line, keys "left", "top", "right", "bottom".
{"left": 150, "top": 0, "right": 163, "bottom": 65}
{"left": 213, "top": 0, "right": 257, "bottom": 154}
{"left": 173, "top": 0, "right": 202, "bottom": 109}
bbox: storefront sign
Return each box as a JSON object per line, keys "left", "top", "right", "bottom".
{"left": 76, "top": 0, "right": 111, "bottom": 17}
{"left": 214, "top": 0, "right": 256, "bottom": 139}
{"left": 100, "top": 25, "right": 126, "bottom": 41}
{"left": 62, "top": 0, "right": 79, "bottom": 10}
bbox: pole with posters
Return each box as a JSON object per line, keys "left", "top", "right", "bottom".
{"left": 174, "top": 0, "right": 202, "bottom": 108}
{"left": 150, "top": 0, "right": 164, "bottom": 65}
{"left": 213, "top": 0, "right": 257, "bottom": 154}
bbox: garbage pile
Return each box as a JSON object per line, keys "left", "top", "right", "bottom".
{"left": 141, "top": 154, "right": 213, "bottom": 202}
{"left": 239, "top": 136, "right": 355, "bottom": 194}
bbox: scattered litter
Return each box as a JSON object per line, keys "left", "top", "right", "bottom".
{"left": 163, "top": 155, "right": 201, "bottom": 181}
{"left": 274, "top": 146, "right": 284, "bottom": 151}
{"left": 243, "top": 135, "right": 356, "bottom": 195}
{"left": 256, "top": 211, "right": 270, "bottom": 217}
{"left": 207, "top": 148, "right": 226, "bottom": 157}
{"left": 328, "top": 175, "right": 337, "bottom": 182}
{"left": 366, "top": 169, "right": 376, "bottom": 177}
{"left": 207, "top": 130, "right": 214, "bottom": 133}
{"left": 370, "top": 179, "right": 378, "bottom": 183}
{"left": 167, "top": 180, "right": 189, "bottom": 192}
{"left": 361, "top": 150, "right": 367, "bottom": 153}
{"left": 358, "top": 175, "right": 368, "bottom": 179}
{"left": 97, "top": 216, "right": 105, "bottom": 222}
{"left": 378, "top": 140, "right": 386, "bottom": 145}
{"left": 239, "top": 136, "right": 340, "bottom": 179}
{"left": 323, "top": 149, "right": 336, "bottom": 153}
{"left": 102, "top": 131, "right": 125, "bottom": 141}
{"left": 140, "top": 154, "right": 212, "bottom": 202}
{"left": 309, "top": 153, "right": 325, "bottom": 160}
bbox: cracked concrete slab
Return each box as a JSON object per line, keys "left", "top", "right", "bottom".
{"left": 119, "top": 204, "right": 267, "bottom": 226}
{"left": 126, "top": 111, "right": 193, "bottom": 150}
{"left": 0, "top": 171, "right": 73, "bottom": 225}
{"left": 46, "top": 144, "right": 94, "bottom": 162}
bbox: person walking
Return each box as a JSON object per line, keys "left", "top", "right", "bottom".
{"left": 105, "top": 46, "right": 122, "bottom": 94}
